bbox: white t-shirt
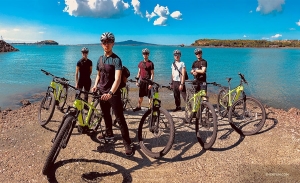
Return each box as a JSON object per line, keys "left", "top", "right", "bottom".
{"left": 171, "top": 61, "right": 186, "bottom": 81}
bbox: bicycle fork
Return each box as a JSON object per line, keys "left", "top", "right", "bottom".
{"left": 149, "top": 98, "right": 161, "bottom": 134}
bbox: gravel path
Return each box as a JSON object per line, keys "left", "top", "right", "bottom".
{"left": 0, "top": 89, "right": 299, "bottom": 183}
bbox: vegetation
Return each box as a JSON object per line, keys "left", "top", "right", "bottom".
{"left": 192, "top": 39, "right": 300, "bottom": 48}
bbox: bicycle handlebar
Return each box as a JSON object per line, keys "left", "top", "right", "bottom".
{"left": 185, "top": 80, "right": 221, "bottom": 87}
{"left": 67, "top": 84, "right": 102, "bottom": 98}
{"left": 142, "top": 79, "right": 172, "bottom": 90}
{"left": 238, "top": 72, "right": 248, "bottom": 84}
{"left": 41, "top": 69, "right": 69, "bottom": 82}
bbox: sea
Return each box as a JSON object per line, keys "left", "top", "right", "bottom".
{"left": 0, "top": 44, "right": 300, "bottom": 110}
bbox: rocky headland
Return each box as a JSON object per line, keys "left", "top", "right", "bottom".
{"left": 0, "top": 40, "right": 19, "bottom": 52}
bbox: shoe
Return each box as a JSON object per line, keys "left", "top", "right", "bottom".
{"left": 173, "top": 106, "right": 181, "bottom": 112}
{"left": 97, "top": 134, "right": 114, "bottom": 141}
{"left": 133, "top": 107, "right": 141, "bottom": 112}
{"left": 125, "top": 146, "right": 133, "bottom": 157}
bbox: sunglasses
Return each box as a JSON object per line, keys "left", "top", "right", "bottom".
{"left": 142, "top": 53, "right": 149, "bottom": 55}
{"left": 174, "top": 54, "right": 180, "bottom": 56}
{"left": 82, "top": 52, "right": 88, "bottom": 54}
{"left": 101, "top": 40, "right": 114, "bottom": 44}
{"left": 195, "top": 52, "right": 202, "bottom": 55}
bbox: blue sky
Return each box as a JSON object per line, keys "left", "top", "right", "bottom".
{"left": 0, "top": 0, "right": 299, "bottom": 45}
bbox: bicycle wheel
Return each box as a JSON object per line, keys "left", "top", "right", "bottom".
{"left": 38, "top": 92, "right": 56, "bottom": 126}
{"left": 228, "top": 96, "right": 266, "bottom": 136}
{"left": 138, "top": 108, "right": 175, "bottom": 158}
{"left": 217, "top": 88, "right": 229, "bottom": 118}
{"left": 57, "top": 87, "right": 68, "bottom": 112}
{"left": 42, "top": 115, "right": 75, "bottom": 175}
{"left": 185, "top": 89, "right": 195, "bottom": 123}
{"left": 196, "top": 101, "right": 218, "bottom": 149}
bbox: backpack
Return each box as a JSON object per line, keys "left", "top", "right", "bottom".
{"left": 99, "top": 56, "right": 130, "bottom": 89}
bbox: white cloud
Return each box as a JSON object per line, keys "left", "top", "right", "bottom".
{"left": 39, "top": 32, "right": 45, "bottom": 34}
{"left": 131, "top": 0, "right": 142, "bottom": 17}
{"left": 13, "top": 29, "right": 20, "bottom": 31}
{"left": 63, "top": 0, "right": 130, "bottom": 18}
{"left": 170, "top": 11, "right": 182, "bottom": 20}
{"left": 296, "top": 20, "right": 300, "bottom": 26}
{"left": 249, "top": 10, "right": 253, "bottom": 13}
{"left": 289, "top": 28, "right": 296, "bottom": 31}
{"left": 243, "top": 35, "right": 248, "bottom": 38}
{"left": 145, "top": 11, "right": 156, "bottom": 21}
{"left": 262, "top": 37, "right": 269, "bottom": 40}
{"left": 271, "top": 34, "right": 282, "bottom": 38}
{"left": 146, "top": 4, "right": 182, "bottom": 26}
{"left": 256, "top": 0, "right": 285, "bottom": 14}
{"left": 154, "top": 17, "right": 167, "bottom": 26}
{"left": 153, "top": 4, "right": 169, "bottom": 18}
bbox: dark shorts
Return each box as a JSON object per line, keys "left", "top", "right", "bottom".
{"left": 139, "top": 80, "right": 151, "bottom": 98}
{"left": 193, "top": 81, "right": 207, "bottom": 93}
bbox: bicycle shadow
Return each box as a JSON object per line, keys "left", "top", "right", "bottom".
{"left": 256, "top": 110, "right": 278, "bottom": 135}
{"left": 45, "top": 158, "right": 132, "bottom": 183}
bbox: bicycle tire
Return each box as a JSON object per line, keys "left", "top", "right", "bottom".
{"left": 217, "top": 88, "right": 229, "bottom": 118}
{"left": 228, "top": 96, "right": 266, "bottom": 136}
{"left": 88, "top": 100, "right": 103, "bottom": 132}
{"left": 196, "top": 101, "right": 218, "bottom": 149}
{"left": 42, "top": 115, "right": 75, "bottom": 175}
{"left": 57, "top": 86, "right": 68, "bottom": 112}
{"left": 38, "top": 92, "right": 56, "bottom": 126}
{"left": 185, "top": 89, "right": 195, "bottom": 123}
{"left": 138, "top": 108, "right": 175, "bottom": 158}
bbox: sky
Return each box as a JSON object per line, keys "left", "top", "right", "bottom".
{"left": 0, "top": 0, "right": 299, "bottom": 45}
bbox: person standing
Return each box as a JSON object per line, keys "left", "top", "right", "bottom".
{"left": 91, "top": 32, "right": 133, "bottom": 157}
{"left": 191, "top": 48, "right": 207, "bottom": 96}
{"left": 133, "top": 48, "right": 154, "bottom": 112}
{"left": 75, "top": 47, "right": 93, "bottom": 102}
{"left": 171, "top": 49, "right": 187, "bottom": 112}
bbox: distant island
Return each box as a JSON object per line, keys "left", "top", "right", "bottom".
{"left": 0, "top": 40, "right": 19, "bottom": 52}
{"left": 192, "top": 39, "right": 300, "bottom": 48}
{"left": 11, "top": 40, "right": 59, "bottom": 45}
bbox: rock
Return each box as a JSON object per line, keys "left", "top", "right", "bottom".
{"left": 20, "top": 100, "right": 31, "bottom": 106}
{"left": 0, "top": 40, "right": 19, "bottom": 52}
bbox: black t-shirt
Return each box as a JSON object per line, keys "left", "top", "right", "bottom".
{"left": 191, "top": 59, "right": 207, "bottom": 82}
{"left": 76, "top": 58, "right": 92, "bottom": 81}
{"left": 96, "top": 53, "right": 122, "bottom": 94}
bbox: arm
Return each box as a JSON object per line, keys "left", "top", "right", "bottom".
{"left": 75, "top": 66, "right": 79, "bottom": 88}
{"left": 148, "top": 69, "right": 154, "bottom": 89}
{"left": 101, "top": 69, "right": 121, "bottom": 101}
{"left": 89, "top": 66, "right": 92, "bottom": 76}
{"left": 136, "top": 68, "right": 141, "bottom": 86}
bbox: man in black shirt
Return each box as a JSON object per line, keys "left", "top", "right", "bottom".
{"left": 91, "top": 32, "right": 133, "bottom": 157}
{"left": 75, "top": 47, "right": 93, "bottom": 102}
{"left": 191, "top": 48, "right": 207, "bottom": 94}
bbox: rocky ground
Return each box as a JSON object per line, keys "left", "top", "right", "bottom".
{"left": 0, "top": 88, "right": 300, "bottom": 183}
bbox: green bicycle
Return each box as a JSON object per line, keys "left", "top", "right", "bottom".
{"left": 137, "top": 79, "right": 175, "bottom": 159}
{"left": 185, "top": 80, "right": 218, "bottom": 150}
{"left": 38, "top": 69, "right": 69, "bottom": 126}
{"left": 217, "top": 73, "right": 266, "bottom": 136}
{"left": 42, "top": 85, "right": 103, "bottom": 175}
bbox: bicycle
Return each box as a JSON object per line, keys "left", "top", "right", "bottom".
{"left": 217, "top": 73, "right": 266, "bottom": 136}
{"left": 137, "top": 79, "right": 175, "bottom": 158}
{"left": 184, "top": 80, "right": 218, "bottom": 150}
{"left": 42, "top": 84, "right": 103, "bottom": 175}
{"left": 38, "top": 69, "right": 69, "bottom": 126}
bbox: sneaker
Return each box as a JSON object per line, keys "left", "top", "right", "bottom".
{"left": 133, "top": 107, "right": 141, "bottom": 112}
{"left": 97, "top": 134, "right": 114, "bottom": 141}
{"left": 125, "top": 146, "right": 133, "bottom": 157}
{"left": 173, "top": 106, "right": 181, "bottom": 112}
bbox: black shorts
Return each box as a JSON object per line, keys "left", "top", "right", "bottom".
{"left": 139, "top": 80, "right": 151, "bottom": 98}
{"left": 193, "top": 81, "right": 207, "bottom": 93}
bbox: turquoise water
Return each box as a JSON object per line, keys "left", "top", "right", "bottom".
{"left": 0, "top": 45, "right": 300, "bottom": 110}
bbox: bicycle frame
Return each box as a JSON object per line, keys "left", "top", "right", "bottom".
{"left": 48, "top": 80, "right": 64, "bottom": 101}
{"left": 224, "top": 85, "right": 244, "bottom": 107}
{"left": 190, "top": 89, "right": 206, "bottom": 113}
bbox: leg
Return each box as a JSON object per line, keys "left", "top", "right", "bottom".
{"left": 173, "top": 81, "right": 181, "bottom": 107}
{"left": 110, "top": 94, "right": 133, "bottom": 156}
{"left": 83, "top": 79, "right": 91, "bottom": 102}
{"left": 99, "top": 100, "right": 114, "bottom": 137}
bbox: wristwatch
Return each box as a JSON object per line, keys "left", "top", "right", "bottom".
{"left": 108, "top": 91, "right": 113, "bottom": 95}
